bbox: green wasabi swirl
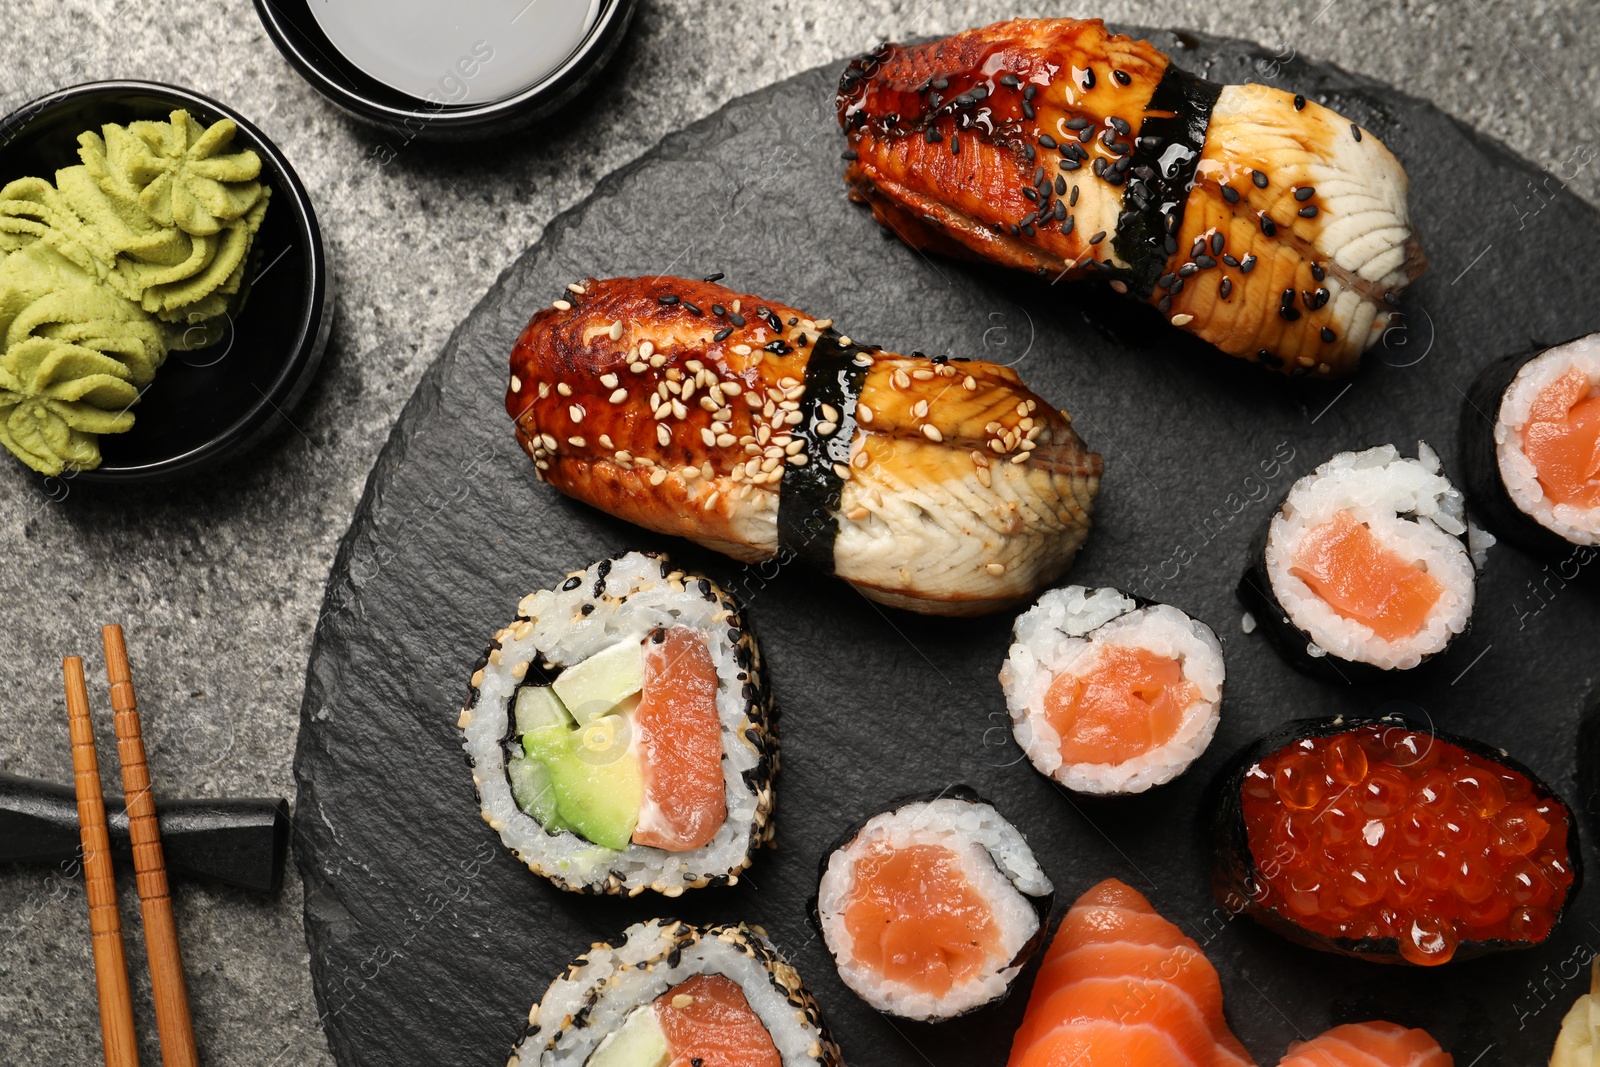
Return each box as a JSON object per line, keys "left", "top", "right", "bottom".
{"left": 0, "top": 109, "right": 270, "bottom": 474}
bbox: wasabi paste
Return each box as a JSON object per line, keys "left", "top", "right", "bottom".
{"left": 0, "top": 109, "right": 270, "bottom": 474}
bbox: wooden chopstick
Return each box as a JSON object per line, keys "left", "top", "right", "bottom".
{"left": 103, "top": 624, "right": 199, "bottom": 1067}
{"left": 65, "top": 655, "right": 140, "bottom": 1067}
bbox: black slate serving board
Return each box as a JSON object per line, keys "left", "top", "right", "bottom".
{"left": 295, "top": 28, "right": 1600, "bottom": 1067}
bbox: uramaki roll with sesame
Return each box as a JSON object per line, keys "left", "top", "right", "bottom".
{"left": 506, "top": 275, "right": 1103, "bottom": 616}
{"left": 836, "top": 18, "right": 1427, "bottom": 378}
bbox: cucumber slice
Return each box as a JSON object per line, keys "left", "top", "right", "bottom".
{"left": 515, "top": 685, "right": 574, "bottom": 733}
{"left": 585, "top": 1005, "right": 670, "bottom": 1067}
{"left": 506, "top": 754, "right": 563, "bottom": 828}
{"left": 552, "top": 639, "right": 644, "bottom": 724}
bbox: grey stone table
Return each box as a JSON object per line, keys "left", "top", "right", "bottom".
{"left": 0, "top": 1, "right": 1595, "bottom": 1063}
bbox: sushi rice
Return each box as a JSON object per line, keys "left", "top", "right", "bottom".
{"left": 458, "top": 551, "right": 774, "bottom": 895}
{"left": 510, "top": 919, "right": 841, "bottom": 1067}
{"left": 816, "top": 793, "right": 1052, "bottom": 1020}
{"left": 1000, "top": 586, "right": 1224, "bottom": 795}
{"left": 1262, "top": 443, "right": 1478, "bottom": 670}
{"left": 1494, "top": 335, "right": 1600, "bottom": 546}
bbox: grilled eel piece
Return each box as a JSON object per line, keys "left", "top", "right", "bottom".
{"left": 837, "top": 18, "right": 1427, "bottom": 378}
{"left": 506, "top": 276, "right": 1102, "bottom": 616}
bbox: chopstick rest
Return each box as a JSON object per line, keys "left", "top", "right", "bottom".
{"left": 65, "top": 655, "right": 140, "bottom": 1067}
{"left": 104, "top": 625, "right": 199, "bottom": 1067}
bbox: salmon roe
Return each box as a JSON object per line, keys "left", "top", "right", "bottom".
{"left": 1240, "top": 725, "right": 1573, "bottom": 965}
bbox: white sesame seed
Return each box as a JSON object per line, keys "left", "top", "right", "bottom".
{"left": 682, "top": 466, "right": 699, "bottom": 479}
{"left": 1110, "top": 280, "right": 1129, "bottom": 294}
{"left": 787, "top": 453, "right": 808, "bottom": 466}
{"left": 857, "top": 404, "right": 873, "bottom": 424}
{"left": 1171, "top": 313, "right": 1195, "bottom": 326}
{"left": 963, "top": 375, "right": 977, "bottom": 391}
{"left": 557, "top": 382, "right": 573, "bottom": 397}
{"left": 717, "top": 433, "right": 737, "bottom": 448}
{"left": 537, "top": 382, "right": 551, "bottom": 398}
{"left": 609, "top": 388, "right": 628, "bottom": 404}
{"left": 671, "top": 401, "right": 688, "bottom": 419}
{"left": 922, "top": 424, "right": 943, "bottom": 442}
{"left": 552, "top": 299, "right": 572, "bottom": 310}
{"left": 851, "top": 450, "right": 869, "bottom": 469}
{"left": 820, "top": 403, "right": 839, "bottom": 423}
{"left": 976, "top": 465, "right": 992, "bottom": 487}
{"left": 541, "top": 433, "right": 558, "bottom": 451}
{"left": 722, "top": 381, "right": 742, "bottom": 395}
{"left": 700, "top": 428, "right": 717, "bottom": 447}
{"left": 568, "top": 404, "right": 584, "bottom": 422}
{"left": 846, "top": 505, "right": 869, "bottom": 520}
{"left": 784, "top": 439, "right": 805, "bottom": 455}
{"left": 599, "top": 372, "right": 618, "bottom": 388}
{"left": 892, "top": 370, "right": 911, "bottom": 389}
{"left": 649, "top": 468, "right": 667, "bottom": 486}
{"left": 704, "top": 491, "right": 720, "bottom": 509}
{"left": 630, "top": 362, "right": 648, "bottom": 374}
{"left": 986, "top": 562, "right": 1007, "bottom": 575}
{"left": 1010, "top": 452, "right": 1030, "bottom": 464}
{"left": 912, "top": 368, "right": 935, "bottom": 380}
{"left": 639, "top": 341, "right": 655, "bottom": 358}
{"left": 815, "top": 420, "right": 837, "bottom": 437}
{"left": 657, "top": 424, "right": 671, "bottom": 446}
{"left": 568, "top": 436, "right": 585, "bottom": 447}
{"left": 833, "top": 463, "right": 852, "bottom": 480}
{"left": 567, "top": 282, "right": 586, "bottom": 294}
{"left": 649, "top": 355, "right": 666, "bottom": 368}
{"left": 609, "top": 320, "right": 624, "bottom": 340}
{"left": 912, "top": 399, "right": 929, "bottom": 418}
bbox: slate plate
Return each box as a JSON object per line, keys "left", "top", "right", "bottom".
{"left": 294, "top": 27, "right": 1600, "bottom": 1067}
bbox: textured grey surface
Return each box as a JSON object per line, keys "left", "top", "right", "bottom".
{"left": 0, "top": 1, "right": 1595, "bottom": 1064}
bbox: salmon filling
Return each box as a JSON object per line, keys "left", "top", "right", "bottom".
{"left": 1042, "top": 646, "right": 1198, "bottom": 766}
{"left": 1290, "top": 510, "right": 1443, "bottom": 642}
{"left": 1524, "top": 367, "right": 1600, "bottom": 508}
{"left": 843, "top": 843, "right": 1003, "bottom": 996}
{"left": 654, "top": 974, "right": 781, "bottom": 1067}
{"left": 633, "top": 626, "right": 727, "bottom": 851}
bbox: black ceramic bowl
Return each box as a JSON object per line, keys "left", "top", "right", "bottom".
{"left": 253, "top": 0, "right": 636, "bottom": 139}
{"left": 0, "top": 81, "right": 331, "bottom": 485}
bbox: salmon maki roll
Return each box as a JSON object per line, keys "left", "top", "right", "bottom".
{"left": 507, "top": 275, "right": 1102, "bottom": 616}
{"left": 1277, "top": 1022, "right": 1452, "bottom": 1066}
{"left": 1006, "top": 878, "right": 1254, "bottom": 1067}
{"left": 1462, "top": 333, "right": 1600, "bottom": 557}
{"left": 511, "top": 919, "right": 841, "bottom": 1067}
{"left": 1238, "top": 443, "right": 1487, "bottom": 678}
{"left": 457, "top": 552, "right": 775, "bottom": 895}
{"left": 814, "top": 789, "right": 1052, "bottom": 1020}
{"left": 1000, "top": 585, "right": 1224, "bottom": 795}
{"left": 837, "top": 18, "right": 1426, "bottom": 377}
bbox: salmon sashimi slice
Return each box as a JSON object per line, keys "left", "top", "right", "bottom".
{"left": 1275, "top": 1021, "right": 1452, "bottom": 1067}
{"left": 1289, "top": 510, "right": 1443, "bottom": 642}
{"left": 654, "top": 974, "right": 782, "bottom": 1067}
{"left": 1007, "top": 879, "right": 1253, "bottom": 1067}
{"left": 632, "top": 626, "right": 727, "bottom": 851}
{"left": 1524, "top": 367, "right": 1600, "bottom": 508}
{"left": 843, "top": 842, "right": 1004, "bottom": 997}
{"left": 1044, "top": 646, "right": 1198, "bottom": 765}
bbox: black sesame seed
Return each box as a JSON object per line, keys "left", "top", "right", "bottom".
{"left": 580, "top": 603, "right": 595, "bottom": 616}
{"left": 1008, "top": 223, "right": 1020, "bottom": 236}
{"left": 728, "top": 312, "right": 746, "bottom": 327}
{"left": 1351, "top": 123, "right": 1363, "bottom": 141}
{"left": 1000, "top": 73, "right": 1021, "bottom": 88}
{"left": 925, "top": 126, "right": 943, "bottom": 144}
{"left": 1078, "top": 125, "right": 1094, "bottom": 142}
{"left": 561, "top": 576, "right": 582, "bottom": 591}
{"left": 658, "top": 294, "right": 680, "bottom": 305}
{"left": 1222, "top": 254, "right": 1239, "bottom": 267}
{"left": 683, "top": 301, "right": 703, "bottom": 316}
{"left": 1164, "top": 235, "right": 1178, "bottom": 255}
{"left": 1178, "top": 263, "right": 1197, "bottom": 278}
{"left": 1022, "top": 101, "right": 1035, "bottom": 120}
{"left": 1055, "top": 174, "right": 1067, "bottom": 195}
{"left": 1023, "top": 144, "right": 1037, "bottom": 163}
{"left": 1191, "top": 238, "right": 1206, "bottom": 258}
{"left": 1308, "top": 287, "right": 1329, "bottom": 309}
{"left": 1082, "top": 67, "right": 1096, "bottom": 89}
{"left": 1240, "top": 254, "right": 1257, "bottom": 273}
{"left": 1299, "top": 205, "right": 1319, "bottom": 218}
{"left": 1157, "top": 272, "right": 1176, "bottom": 289}
{"left": 1069, "top": 185, "right": 1080, "bottom": 206}
{"left": 1024, "top": 84, "right": 1036, "bottom": 100}
{"left": 703, "top": 273, "right": 724, "bottom": 283}
{"left": 713, "top": 327, "right": 733, "bottom": 342}
{"left": 1260, "top": 216, "right": 1277, "bottom": 236}
{"left": 953, "top": 93, "right": 974, "bottom": 108}
{"left": 1022, "top": 186, "right": 1038, "bottom": 202}
{"left": 1114, "top": 69, "right": 1132, "bottom": 85}
{"left": 1281, "top": 289, "right": 1296, "bottom": 307}
{"left": 1110, "top": 116, "right": 1131, "bottom": 135}
{"left": 1034, "top": 165, "right": 1047, "bottom": 186}
{"left": 1259, "top": 349, "right": 1282, "bottom": 368}
{"left": 1251, "top": 169, "right": 1268, "bottom": 188}
{"left": 1109, "top": 140, "right": 1131, "bottom": 155}
{"left": 788, "top": 317, "right": 798, "bottom": 325}
{"left": 1020, "top": 210, "right": 1037, "bottom": 226}
{"left": 1196, "top": 254, "right": 1217, "bottom": 269}
{"left": 1321, "top": 326, "right": 1337, "bottom": 342}
{"left": 1280, "top": 305, "right": 1301, "bottom": 321}
{"left": 1311, "top": 263, "right": 1326, "bottom": 281}
{"left": 711, "top": 303, "right": 726, "bottom": 316}
{"left": 1060, "top": 158, "right": 1081, "bottom": 171}
{"left": 1039, "top": 133, "right": 1058, "bottom": 149}
{"left": 932, "top": 77, "right": 948, "bottom": 90}
{"left": 1054, "top": 200, "right": 1067, "bottom": 220}
{"left": 1293, "top": 94, "right": 1306, "bottom": 111}
{"left": 951, "top": 133, "right": 960, "bottom": 155}
{"left": 1021, "top": 223, "right": 1037, "bottom": 237}
{"left": 1158, "top": 294, "right": 1173, "bottom": 312}
{"left": 1089, "top": 230, "right": 1106, "bottom": 244}
{"left": 1219, "top": 277, "right": 1233, "bottom": 298}
{"left": 1170, "top": 276, "right": 1184, "bottom": 295}
{"left": 1104, "top": 168, "right": 1125, "bottom": 186}
{"left": 1294, "top": 186, "right": 1315, "bottom": 202}
{"left": 1210, "top": 232, "right": 1225, "bottom": 254}
{"left": 1384, "top": 291, "right": 1400, "bottom": 307}
{"left": 1164, "top": 212, "right": 1178, "bottom": 233}
{"left": 1221, "top": 185, "right": 1240, "bottom": 204}
{"left": 928, "top": 92, "right": 942, "bottom": 107}
{"left": 1092, "top": 157, "right": 1106, "bottom": 177}
{"left": 971, "top": 85, "right": 989, "bottom": 101}
{"left": 1065, "top": 117, "right": 1088, "bottom": 130}
{"left": 841, "top": 149, "right": 858, "bottom": 161}
{"left": 1062, "top": 214, "right": 1075, "bottom": 235}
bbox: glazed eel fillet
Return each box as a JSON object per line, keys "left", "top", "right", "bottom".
{"left": 507, "top": 276, "right": 1102, "bottom": 616}
{"left": 838, "top": 18, "right": 1427, "bottom": 377}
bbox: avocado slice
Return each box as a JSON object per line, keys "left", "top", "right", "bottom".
{"left": 552, "top": 639, "right": 644, "bottom": 724}
{"left": 524, "top": 716, "right": 641, "bottom": 851}
{"left": 586, "top": 1005, "right": 669, "bottom": 1067}
{"left": 514, "top": 684, "right": 574, "bottom": 734}
{"left": 505, "top": 754, "right": 567, "bottom": 829}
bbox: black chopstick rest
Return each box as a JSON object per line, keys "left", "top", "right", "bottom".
{"left": 0, "top": 773, "right": 288, "bottom": 893}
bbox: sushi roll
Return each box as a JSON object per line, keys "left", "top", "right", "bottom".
{"left": 1210, "top": 714, "right": 1581, "bottom": 966}
{"left": 998, "top": 586, "right": 1224, "bottom": 794}
{"left": 509, "top": 919, "right": 842, "bottom": 1067}
{"left": 1461, "top": 333, "right": 1600, "bottom": 556}
{"left": 814, "top": 789, "right": 1052, "bottom": 1020}
{"left": 457, "top": 552, "right": 775, "bottom": 895}
{"left": 1237, "top": 443, "right": 1483, "bottom": 678}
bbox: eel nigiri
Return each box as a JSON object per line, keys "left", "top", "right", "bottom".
{"left": 1277, "top": 1023, "right": 1453, "bottom": 1067}
{"left": 1006, "top": 878, "right": 1254, "bottom": 1067}
{"left": 837, "top": 18, "right": 1427, "bottom": 378}
{"left": 507, "top": 276, "right": 1102, "bottom": 616}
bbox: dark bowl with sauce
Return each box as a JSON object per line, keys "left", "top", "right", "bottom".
{"left": 0, "top": 80, "right": 331, "bottom": 485}
{"left": 252, "top": 0, "right": 636, "bottom": 140}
